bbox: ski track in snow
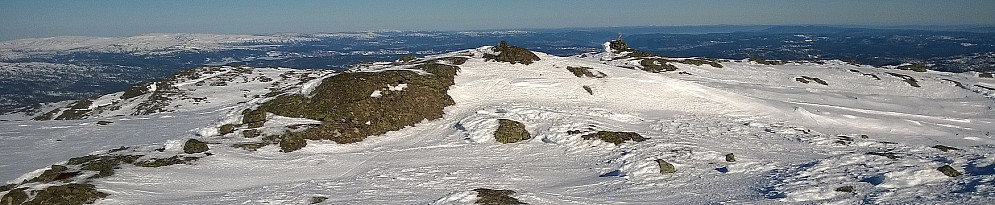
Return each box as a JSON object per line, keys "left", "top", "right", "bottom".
{"left": 1, "top": 46, "right": 994, "bottom": 204}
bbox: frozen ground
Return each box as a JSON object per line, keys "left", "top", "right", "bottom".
{"left": 1, "top": 43, "right": 994, "bottom": 204}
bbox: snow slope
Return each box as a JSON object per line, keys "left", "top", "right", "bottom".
{"left": 1, "top": 42, "right": 994, "bottom": 204}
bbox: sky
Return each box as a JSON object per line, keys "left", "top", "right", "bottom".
{"left": 1, "top": 0, "right": 994, "bottom": 41}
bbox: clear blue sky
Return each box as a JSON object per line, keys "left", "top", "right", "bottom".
{"left": 1, "top": 0, "right": 993, "bottom": 41}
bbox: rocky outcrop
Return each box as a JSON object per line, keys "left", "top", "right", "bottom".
{"left": 937, "top": 165, "right": 962, "bottom": 177}
{"left": 183, "top": 139, "right": 209, "bottom": 154}
{"left": 248, "top": 62, "right": 459, "bottom": 146}
{"left": 484, "top": 41, "right": 540, "bottom": 65}
{"left": 494, "top": 119, "right": 531, "bottom": 143}
{"left": 580, "top": 131, "right": 646, "bottom": 145}
{"left": 474, "top": 188, "right": 526, "bottom": 205}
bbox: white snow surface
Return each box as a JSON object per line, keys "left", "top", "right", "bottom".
{"left": 1, "top": 45, "right": 994, "bottom": 204}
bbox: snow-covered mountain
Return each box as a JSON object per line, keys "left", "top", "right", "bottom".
{"left": 1, "top": 40, "right": 994, "bottom": 204}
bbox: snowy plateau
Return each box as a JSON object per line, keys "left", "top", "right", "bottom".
{"left": 1, "top": 40, "right": 994, "bottom": 204}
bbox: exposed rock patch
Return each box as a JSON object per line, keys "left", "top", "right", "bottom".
{"left": 566, "top": 66, "right": 605, "bottom": 78}
{"left": 310, "top": 196, "right": 328, "bottom": 204}
{"left": 120, "top": 82, "right": 153, "bottom": 100}
{"left": 0, "top": 188, "right": 28, "bottom": 205}
{"left": 896, "top": 63, "right": 928, "bottom": 72}
{"left": 580, "top": 131, "right": 646, "bottom": 145}
{"left": 748, "top": 57, "right": 785, "bottom": 65}
{"left": 835, "top": 186, "right": 854, "bottom": 192}
{"left": 279, "top": 132, "right": 308, "bottom": 152}
{"left": 795, "top": 76, "right": 829, "bottom": 85}
{"left": 866, "top": 152, "right": 901, "bottom": 159}
{"left": 885, "top": 72, "right": 920, "bottom": 87}
{"left": 932, "top": 145, "right": 960, "bottom": 152}
{"left": 938, "top": 165, "right": 962, "bottom": 177}
{"left": 242, "top": 129, "right": 261, "bottom": 138}
{"left": 483, "top": 41, "right": 540, "bottom": 65}
{"left": 494, "top": 119, "right": 531, "bottom": 143}
{"left": 242, "top": 109, "right": 267, "bottom": 129}
{"left": 219, "top": 124, "right": 236, "bottom": 135}
{"left": 473, "top": 188, "right": 526, "bottom": 205}
{"left": 25, "top": 183, "right": 108, "bottom": 205}
{"left": 249, "top": 62, "right": 459, "bottom": 146}
{"left": 183, "top": 139, "right": 209, "bottom": 154}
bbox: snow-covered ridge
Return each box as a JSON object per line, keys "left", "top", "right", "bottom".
{"left": 1, "top": 41, "right": 994, "bottom": 204}
{"left": 25, "top": 65, "right": 333, "bottom": 121}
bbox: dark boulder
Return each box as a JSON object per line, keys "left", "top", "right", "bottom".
{"left": 494, "top": 119, "right": 531, "bottom": 143}
{"left": 484, "top": 41, "right": 540, "bottom": 65}
{"left": 937, "top": 165, "right": 962, "bottom": 177}
{"left": 183, "top": 139, "right": 209, "bottom": 154}
{"left": 474, "top": 188, "right": 526, "bottom": 205}
{"left": 581, "top": 131, "right": 646, "bottom": 145}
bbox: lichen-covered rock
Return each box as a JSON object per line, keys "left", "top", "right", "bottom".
{"left": 133, "top": 156, "right": 194, "bottom": 167}
{"left": 92, "top": 156, "right": 142, "bottom": 178}
{"left": 183, "top": 139, "right": 209, "bottom": 154}
{"left": 937, "top": 165, "right": 962, "bottom": 177}
{"left": 0, "top": 184, "right": 16, "bottom": 193}
{"left": 656, "top": 159, "right": 676, "bottom": 174}
{"left": 725, "top": 153, "right": 736, "bottom": 162}
{"left": 440, "top": 57, "right": 469, "bottom": 65}
{"left": 26, "top": 183, "right": 108, "bottom": 205}
{"left": 581, "top": 131, "right": 646, "bottom": 145}
{"left": 41, "top": 99, "right": 95, "bottom": 120}
{"left": 120, "top": 82, "right": 153, "bottom": 99}
{"left": 1, "top": 188, "right": 28, "bottom": 205}
{"left": 835, "top": 186, "right": 854, "bottom": 192}
{"left": 474, "top": 188, "right": 526, "bottom": 205}
{"left": 219, "top": 124, "right": 236, "bottom": 135}
{"left": 494, "top": 119, "right": 531, "bottom": 143}
{"left": 932, "top": 145, "right": 960, "bottom": 152}
{"left": 280, "top": 132, "right": 307, "bottom": 152}
{"left": 484, "top": 41, "right": 540, "bottom": 65}
{"left": 254, "top": 62, "right": 458, "bottom": 144}
{"left": 566, "top": 66, "right": 605, "bottom": 78}
{"left": 242, "top": 129, "right": 261, "bottom": 138}
{"left": 795, "top": 76, "right": 828, "bottom": 85}
{"left": 866, "top": 152, "right": 900, "bottom": 159}
{"left": 242, "top": 109, "right": 267, "bottom": 129}
{"left": 28, "top": 165, "right": 77, "bottom": 183}
{"left": 638, "top": 58, "right": 678, "bottom": 73}
{"left": 310, "top": 196, "right": 328, "bottom": 204}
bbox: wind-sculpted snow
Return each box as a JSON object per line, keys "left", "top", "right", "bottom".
{"left": 1, "top": 41, "right": 994, "bottom": 204}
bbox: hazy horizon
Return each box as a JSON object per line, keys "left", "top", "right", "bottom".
{"left": 2, "top": 0, "right": 994, "bottom": 41}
